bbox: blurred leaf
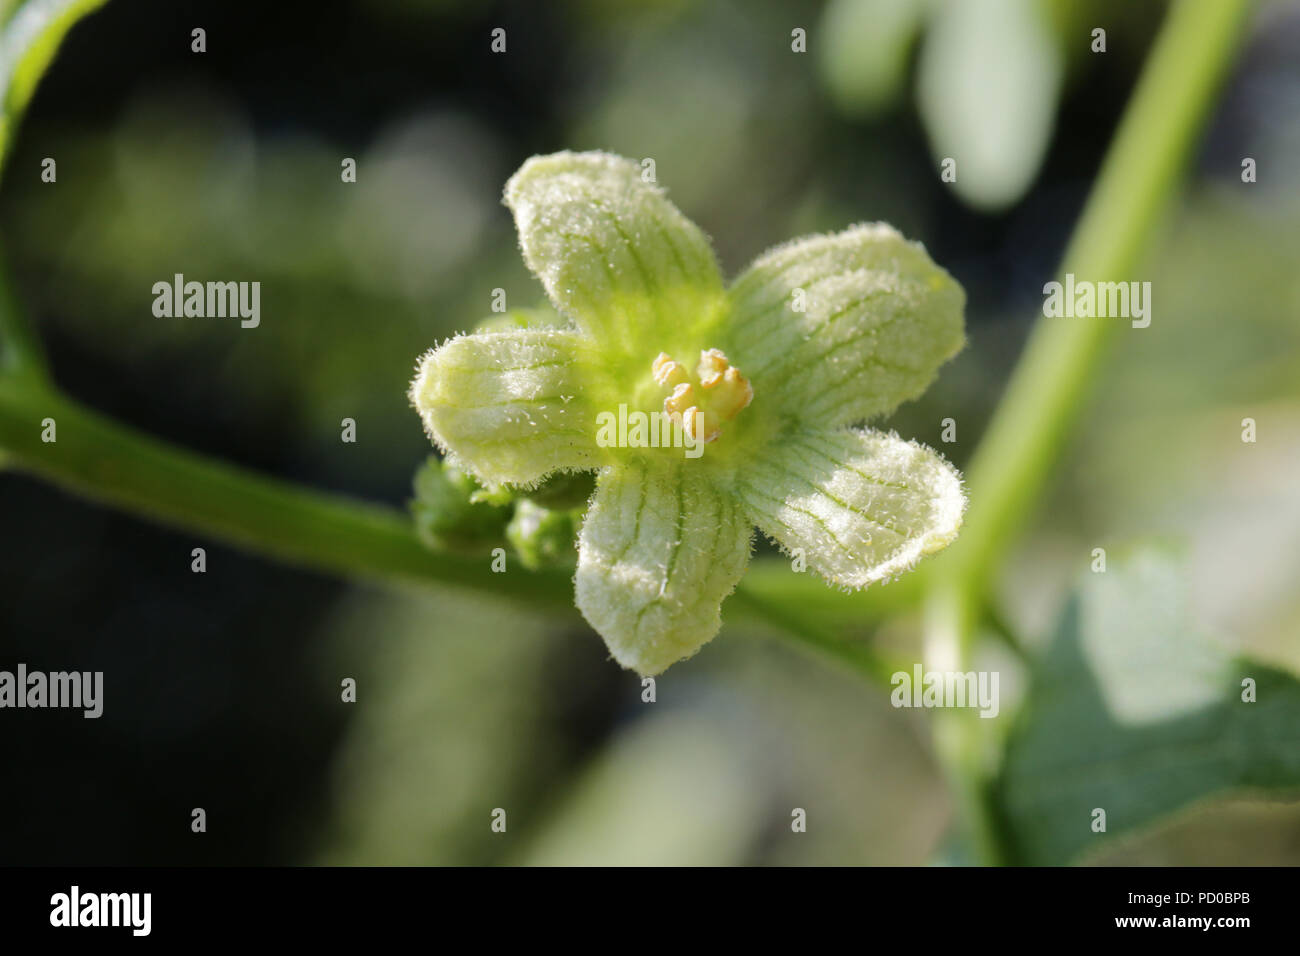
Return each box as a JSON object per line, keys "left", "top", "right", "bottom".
{"left": 517, "top": 712, "right": 764, "bottom": 866}
{"left": 0, "top": 0, "right": 108, "bottom": 170}
{"left": 916, "top": 0, "right": 1062, "bottom": 211}
{"left": 316, "top": 587, "right": 561, "bottom": 865}
{"left": 1077, "top": 549, "right": 1231, "bottom": 723}
{"left": 818, "top": 0, "right": 926, "bottom": 119}
{"left": 996, "top": 549, "right": 1300, "bottom": 865}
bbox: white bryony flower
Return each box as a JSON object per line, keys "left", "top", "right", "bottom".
{"left": 411, "top": 151, "right": 966, "bottom": 675}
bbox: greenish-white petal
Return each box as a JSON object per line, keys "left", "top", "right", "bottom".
{"left": 410, "top": 328, "right": 609, "bottom": 488}
{"left": 504, "top": 150, "right": 725, "bottom": 356}
{"left": 575, "top": 459, "right": 753, "bottom": 676}
{"left": 721, "top": 223, "right": 964, "bottom": 428}
{"left": 735, "top": 428, "right": 964, "bottom": 588}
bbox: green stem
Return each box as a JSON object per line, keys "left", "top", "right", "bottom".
{"left": 981, "top": 597, "right": 1028, "bottom": 664}
{"left": 0, "top": 378, "right": 575, "bottom": 610}
{"left": 944, "top": 0, "right": 1256, "bottom": 598}
{"left": 730, "top": 587, "right": 902, "bottom": 687}
{"left": 0, "top": 246, "right": 49, "bottom": 384}
{"left": 926, "top": 0, "right": 1255, "bottom": 864}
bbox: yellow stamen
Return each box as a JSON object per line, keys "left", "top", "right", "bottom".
{"left": 652, "top": 352, "right": 688, "bottom": 388}
{"left": 683, "top": 407, "right": 721, "bottom": 444}
{"left": 697, "top": 348, "right": 730, "bottom": 388}
{"left": 652, "top": 347, "right": 752, "bottom": 446}
{"left": 664, "top": 382, "right": 695, "bottom": 416}
{"left": 712, "top": 366, "right": 753, "bottom": 420}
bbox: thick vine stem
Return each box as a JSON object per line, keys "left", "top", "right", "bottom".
{"left": 0, "top": 377, "right": 577, "bottom": 608}
{"left": 938, "top": 0, "right": 1257, "bottom": 606}
{"left": 925, "top": 0, "right": 1256, "bottom": 864}
{"left": 0, "top": 247, "right": 50, "bottom": 385}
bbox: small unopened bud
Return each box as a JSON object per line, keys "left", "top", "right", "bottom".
{"left": 506, "top": 500, "right": 578, "bottom": 570}
{"left": 411, "top": 458, "right": 511, "bottom": 552}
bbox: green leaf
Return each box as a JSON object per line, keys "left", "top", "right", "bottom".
{"left": 733, "top": 427, "right": 964, "bottom": 588}
{"left": 0, "top": 0, "right": 105, "bottom": 379}
{"left": 916, "top": 0, "right": 1062, "bottom": 211}
{"left": 504, "top": 150, "right": 725, "bottom": 360}
{"left": 722, "top": 223, "right": 965, "bottom": 429}
{"left": 409, "top": 327, "right": 612, "bottom": 489}
{"left": 0, "top": 0, "right": 109, "bottom": 171}
{"left": 575, "top": 457, "right": 754, "bottom": 676}
{"left": 996, "top": 550, "right": 1300, "bottom": 865}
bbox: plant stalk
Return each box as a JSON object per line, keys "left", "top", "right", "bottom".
{"left": 925, "top": 0, "right": 1256, "bottom": 865}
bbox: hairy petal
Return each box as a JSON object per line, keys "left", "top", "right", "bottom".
{"left": 504, "top": 151, "right": 725, "bottom": 356}
{"left": 735, "top": 428, "right": 964, "bottom": 588}
{"left": 722, "top": 223, "right": 965, "bottom": 427}
{"left": 576, "top": 459, "right": 754, "bottom": 675}
{"left": 410, "top": 328, "right": 609, "bottom": 488}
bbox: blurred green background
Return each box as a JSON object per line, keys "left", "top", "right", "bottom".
{"left": 1, "top": 0, "right": 1298, "bottom": 864}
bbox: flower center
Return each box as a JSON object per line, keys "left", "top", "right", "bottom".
{"left": 650, "top": 348, "right": 753, "bottom": 443}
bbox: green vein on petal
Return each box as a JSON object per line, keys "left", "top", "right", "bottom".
{"left": 576, "top": 457, "right": 754, "bottom": 675}
{"left": 505, "top": 151, "right": 725, "bottom": 360}
{"left": 736, "top": 427, "right": 965, "bottom": 589}
{"left": 410, "top": 327, "right": 610, "bottom": 489}
{"left": 722, "top": 223, "right": 965, "bottom": 428}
